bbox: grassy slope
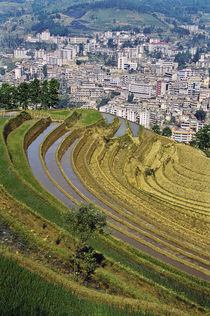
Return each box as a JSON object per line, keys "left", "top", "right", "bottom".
{"left": 0, "top": 117, "right": 65, "bottom": 226}
{"left": 0, "top": 254, "right": 149, "bottom": 316}
{"left": 82, "top": 8, "right": 165, "bottom": 30}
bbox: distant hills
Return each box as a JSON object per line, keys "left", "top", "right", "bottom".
{"left": 0, "top": 0, "right": 209, "bottom": 37}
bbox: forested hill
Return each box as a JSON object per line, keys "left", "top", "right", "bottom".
{"left": 0, "top": 0, "right": 209, "bottom": 37}
{"left": 62, "top": 0, "right": 210, "bottom": 17}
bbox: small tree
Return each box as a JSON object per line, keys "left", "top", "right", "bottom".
{"left": 152, "top": 124, "right": 161, "bottom": 135}
{"left": 42, "top": 64, "right": 47, "bottom": 78}
{"left": 17, "top": 82, "right": 30, "bottom": 110}
{"left": 128, "top": 93, "right": 134, "bottom": 103}
{"left": 29, "top": 79, "right": 41, "bottom": 108}
{"left": 162, "top": 126, "right": 172, "bottom": 137}
{"left": 65, "top": 204, "right": 106, "bottom": 280}
{"left": 48, "top": 78, "right": 60, "bottom": 108}
{"left": 40, "top": 80, "right": 49, "bottom": 109}
{"left": 195, "top": 109, "right": 206, "bottom": 121}
{"left": 191, "top": 125, "right": 210, "bottom": 156}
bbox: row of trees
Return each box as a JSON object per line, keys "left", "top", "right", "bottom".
{"left": 0, "top": 79, "right": 60, "bottom": 110}
{"left": 174, "top": 49, "right": 200, "bottom": 69}
{"left": 152, "top": 125, "right": 172, "bottom": 137}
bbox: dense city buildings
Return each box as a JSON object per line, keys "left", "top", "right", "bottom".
{"left": 0, "top": 29, "right": 209, "bottom": 141}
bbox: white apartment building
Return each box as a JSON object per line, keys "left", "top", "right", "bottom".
{"left": 137, "top": 110, "right": 150, "bottom": 128}
{"left": 30, "top": 64, "right": 44, "bottom": 80}
{"left": 40, "top": 30, "right": 51, "bottom": 41}
{"left": 129, "top": 82, "right": 153, "bottom": 98}
{"left": 148, "top": 42, "right": 169, "bottom": 55}
{"left": 171, "top": 128, "right": 195, "bottom": 142}
{"left": 181, "top": 121, "right": 206, "bottom": 132}
{"left": 57, "top": 47, "right": 77, "bottom": 61}
{"left": 155, "top": 60, "right": 178, "bottom": 76}
{"left": 118, "top": 56, "right": 128, "bottom": 70}
{"left": 46, "top": 53, "right": 62, "bottom": 66}
{"left": 14, "top": 48, "right": 28, "bottom": 59}
{"left": 69, "top": 37, "right": 88, "bottom": 44}
{"left": 34, "top": 49, "right": 46, "bottom": 60}
{"left": 15, "top": 66, "right": 24, "bottom": 79}
{"left": 187, "top": 77, "right": 201, "bottom": 96}
{"left": 99, "top": 105, "right": 150, "bottom": 128}
{"left": 178, "top": 69, "right": 196, "bottom": 80}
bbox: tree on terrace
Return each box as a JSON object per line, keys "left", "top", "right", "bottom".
{"left": 65, "top": 204, "right": 106, "bottom": 281}
{"left": 191, "top": 125, "right": 210, "bottom": 150}
{"left": 0, "top": 83, "right": 18, "bottom": 109}
{"left": 152, "top": 124, "right": 161, "bottom": 135}
{"left": 29, "top": 79, "right": 41, "bottom": 108}
{"left": 17, "top": 82, "right": 30, "bottom": 110}
{"left": 48, "top": 78, "right": 60, "bottom": 108}
{"left": 40, "top": 80, "right": 50, "bottom": 109}
{"left": 162, "top": 126, "right": 172, "bottom": 137}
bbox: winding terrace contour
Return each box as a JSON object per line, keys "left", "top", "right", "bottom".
{"left": 26, "top": 112, "right": 210, "bottom": 282}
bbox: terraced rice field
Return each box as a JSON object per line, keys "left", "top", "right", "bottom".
{"left": 0, "top": 110, "right": 210, "bottom": 315}
{"left": 25, "top": 112, "right": 210, "bottom": 280}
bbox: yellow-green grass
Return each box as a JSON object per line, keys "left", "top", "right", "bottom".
{"left": 72, "top": 127, "right": 210, "bottom": 278}
{"left": 131, "top": 135, "right": 209, "bottom": 208}
{"left": 94, "top": 136, "right": 210, "bottom": 245}
{"left": 1, "top": 168, "right": 203, "bottom": 314}
{"left": 75, "top": 109, "right": 103, "bottom": 125}
{"left": 83, "top": 9, "right": 165, "bottom": 30}
{"left": 147, "top": 162, "right": 210, "bottom": 206}
{"left": 27, "top": 108, "right": 73, "bottom": 121}
{"left": 57, "top": 124, "right": 210, "bottom": 269}
{"left": 172, "top": 161, "right": 210, "bottom": 184}
{"left": 0, "top": 163, "right": 181, "bottom": 310}
{"left": 118, "top": 132, "right": 210, "bottom": 216}
{"left": 70, "top": 132, "right": 210, "bottom": 274}
{"left": 163, "top": 160, "right": 210, "bottom": 192}
{"left": 142, "top": 169, "right": 210, "bottom": 211}
{"left": 0, "top": 183, "right": 161, "bottom": 303}
{"left": 109, "top": 143, "right": 210, "bottom": 243}
{"left": 0, "top": 116, "right": 69, "bottom": 227}
{"left": 176, "top": 144, "right": 210, "bottom": 176}
{"left": 28, "top": 108, "right": 103, "bottom": 126}
{"left": 73, "top": 126, "right": 209, "bottom": 241}
{"left": 0, "top": 188, "right": 162, "bottom": 305}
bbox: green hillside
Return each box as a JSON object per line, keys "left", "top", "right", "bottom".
{"left": 0, "top": 0, "right": 209, "bottom": 37}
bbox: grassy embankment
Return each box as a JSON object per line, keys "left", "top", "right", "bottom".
{"left": 0, "top": 253, "right": 152, "bottom": 316}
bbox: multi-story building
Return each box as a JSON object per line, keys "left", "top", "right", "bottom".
{"left": 178, "top": 69, "right": 196, "bottom": 80}
{"left": 15, "top": 66, "right": 24, "bottom": 79}
{"left": 148, "top": 42, "right": 169, "bottom": 55}
{"left": 171, "top": 128, "right": 195, "bottom": 142}
{"left": 129, "top": 82, "right": 153, "bottom": 98}
{"left": 118, "top": 56, "right": 128, "bottom": 70}
{"left": 156, "top": 80, "right": 171, "bottom": 96}
{"left": 99, "top": 105, "right": 150, "bottom": 128}
{"left": 14, "top": 48, "right": 28, "bottom": 59}
{"left": 187, "top": 77, "right": 200, "bottom": 97}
